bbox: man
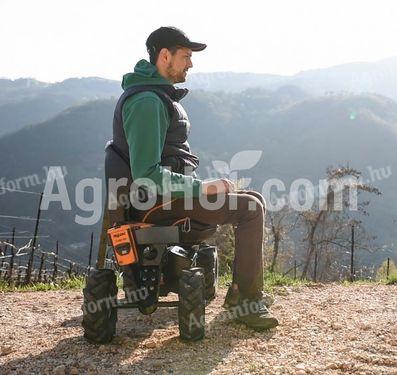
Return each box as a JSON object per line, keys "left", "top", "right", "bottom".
{"left": 114, "top": 26, "right": 278, "bottom": 330}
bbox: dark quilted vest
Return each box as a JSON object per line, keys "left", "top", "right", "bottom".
{"left": 112, "top": 84, "right": 199, "bottom": 176}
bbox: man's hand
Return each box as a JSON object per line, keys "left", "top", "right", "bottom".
{"left": 202, "top": 178, "right": 236, "bottom": 195}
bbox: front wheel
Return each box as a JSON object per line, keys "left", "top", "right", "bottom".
{"left": 178, "top": 267, "right": 205, "bottom": 341}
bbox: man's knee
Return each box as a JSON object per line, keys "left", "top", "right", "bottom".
{"left": 241, "top": 191, "right": 266, "bottom": 214}
{"left": 253, "top": 192, "right": 266, "bottom": 212}
{"left": 236, "top": 194, "right": 264, "bottom": 216}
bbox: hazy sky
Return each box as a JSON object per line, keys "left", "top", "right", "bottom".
{"left": 1, "top": 0, "right": 396, "bottom": 82}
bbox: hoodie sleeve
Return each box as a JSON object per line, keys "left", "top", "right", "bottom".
{"left": 122, "top": 94, "right": 203, "bottom": 198}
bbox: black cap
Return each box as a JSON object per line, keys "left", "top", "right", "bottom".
{"left": 146, "top": 26, "right": 207, "bottom": 54}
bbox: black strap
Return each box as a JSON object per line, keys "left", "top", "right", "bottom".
{"left": 105, "top": 140, "right": 131, "bottom": 166}
{"left": 111, "top": 85, "right": 177, "bottom": 165}
{"left": 117, "top": 85, "right": 175, "bottom": 120}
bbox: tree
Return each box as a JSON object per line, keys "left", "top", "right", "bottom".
{"left": 267, "top": 206, "right": 299, "bottom": 273}
{"left": 209, "top": 224, "right": 235, "bottom": 276}
{"left": 299, "top": 166, "right": 381, "bottom": 280}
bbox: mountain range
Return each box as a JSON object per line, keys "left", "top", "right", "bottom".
{"left": 2, "top": 55, "right": 397, "bottom": 136}
{"left": 0, "top": 77, "right": 121, "bottom": 136}
{"left": 1, "top": 56, "right": 397, "bottom": 266}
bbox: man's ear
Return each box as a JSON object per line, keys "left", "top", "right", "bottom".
{"left": 158, "top": 48, "right": 170, "bottom": 64}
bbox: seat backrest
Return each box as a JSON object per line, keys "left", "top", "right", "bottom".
{"left": 105, "top": 141, "right": 134, "bottom": 226}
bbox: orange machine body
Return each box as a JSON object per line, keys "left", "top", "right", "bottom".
{"left": 107, "top": 223, "right": 153, "bottom": 266}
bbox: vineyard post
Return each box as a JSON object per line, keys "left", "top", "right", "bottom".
{"left": 68, "top": 261, "right": 73, "bottom": 278}
{"left": 37, "top": 252, "right": 46, "bottom": 282}
{"left": 25, "top": 192, "right": 43, "bottom": 284}
{"left": 7, "top": 227, "right": 16, "bottom": 280}
{"left": 294, "top": 260, "right": 297, "bottom": 280}
{"left": 0, "top": 239, "right": 8, "bottom": 279}
{"left": 313, "top": 250, "right": 318, "bottom": 282}
{"left": 350, "top": 224, "right": 355, "bottom": 282}
{"left": 17, "top": 260, "right": 22, "bottom": 285}
{"left": 53, "top": 241, "right": 59, "bottom": 282}
{"left": 88, "top": 231, "right": 93, "bottom": 274}
{"left": 0, "top": 239, "right": 7, "bottom": 272}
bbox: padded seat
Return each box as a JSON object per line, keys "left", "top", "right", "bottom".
{"left": 148, "top": 217, "right": 217, "bottom": 244}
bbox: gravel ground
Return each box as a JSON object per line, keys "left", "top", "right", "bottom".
{"left": 0, "top": 284, "right": 396, "bottom": 374}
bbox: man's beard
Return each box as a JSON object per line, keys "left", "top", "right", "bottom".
{"left": 166, "top": 63, "right": 186, "bottom": 83}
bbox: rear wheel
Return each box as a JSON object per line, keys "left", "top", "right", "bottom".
{"left": 178, "top": 267, "right": 205, "bottom": 341}
{"left": 82, "top": 269, "right": 118, "bottom": 344}
{"left": 196, "top": 245, "right": 218, "bottom": 302}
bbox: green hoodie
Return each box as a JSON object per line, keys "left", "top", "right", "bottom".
{"left": 121, "top": 59, "right": 203, "bottom": 199}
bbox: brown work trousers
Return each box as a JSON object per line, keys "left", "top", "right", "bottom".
{"left": 135, "top": 189, "right": 266, "bottom": 300}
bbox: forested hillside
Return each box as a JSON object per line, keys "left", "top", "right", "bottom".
{"left": 0, "top": 87, "right": 395, "bottom": 266}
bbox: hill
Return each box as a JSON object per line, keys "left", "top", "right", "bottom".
{"left": 186, "top": 56, "right": 397, "bottom": 100}
{"left": 2, "top": 55, "right": 397, "bottom": 139}
{"left": 0, "top": 77, "right": 121, "bottom": 136}
{"left": 0, "top": 88, "right": 396, "bottom": 265}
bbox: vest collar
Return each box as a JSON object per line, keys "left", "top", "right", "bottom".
{"left": 156, "top": 85, "right": 189, "bottom": 102}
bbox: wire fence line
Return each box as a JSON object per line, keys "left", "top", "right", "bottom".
{"left": 0, "top": 186, "right": 51, "bottom": 196}
{"left": 0, "top": 232, "right": 105, "bottom": 285}
{"left": 1, "top": 190, "right": 395, "bottom": 286}
{"left": 0, "top": 215, "right": 53, "bottom": 222}
{"left": 0, "top": 189, "right": 118, "bottom": 286}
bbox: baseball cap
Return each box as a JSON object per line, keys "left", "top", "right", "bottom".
{"left": 146, "top": 26, "right": 207, "bottom": 54}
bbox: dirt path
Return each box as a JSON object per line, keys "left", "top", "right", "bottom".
{"left": 0, "top": 284, "right": 396, "bottom": 374}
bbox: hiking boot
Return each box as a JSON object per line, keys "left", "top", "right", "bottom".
{"left": 223, "top": 286, "right": 275, "bottom": 309}
{"left": 228, "top": 298, "right": 279, "bottom": 331}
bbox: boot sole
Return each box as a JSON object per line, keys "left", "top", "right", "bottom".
{"left": 236, "top": 316, "right": 279, "bottom": 331}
